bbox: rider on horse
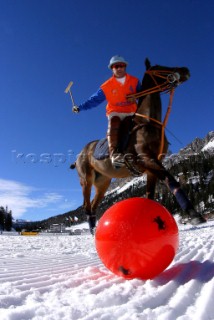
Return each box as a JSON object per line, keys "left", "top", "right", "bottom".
{"left": 71, "top": 59, "right": 207, "bottom": 234}
{"left": 72, "top": 55, "right": 141, "bottom": 165}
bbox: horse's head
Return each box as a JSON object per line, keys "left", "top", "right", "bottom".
{"left": 132, "top": 59, "right": 190, "bottom": 144}
{"left": 143, "top": 58, "right": 190, "bottom": 91}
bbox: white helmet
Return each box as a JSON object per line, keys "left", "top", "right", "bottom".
{"left": 108, "top": 55, "right": 128, "bottom": 69}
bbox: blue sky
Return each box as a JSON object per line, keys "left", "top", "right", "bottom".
{"left": 1, "top": 0, "right": 213, "bottom": 221}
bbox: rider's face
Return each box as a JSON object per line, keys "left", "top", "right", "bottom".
{"left": 111, "top": 64, "right": 126, "bottom": 78}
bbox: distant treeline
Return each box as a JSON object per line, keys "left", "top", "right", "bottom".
{"left": 0, "top": 206, "right": 13, "bottom": 231}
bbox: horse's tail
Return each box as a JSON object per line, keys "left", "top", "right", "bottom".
{"left": 70, "top": 162, "right": 76, "bottom": 169}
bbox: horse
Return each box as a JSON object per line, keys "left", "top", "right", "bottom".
{"left": 71, "top": 59, "right": 206, "bottom": 234}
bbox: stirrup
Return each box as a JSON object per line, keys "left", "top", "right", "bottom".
{"left": 111, "top": 153, "right": 125, "bottom": 166}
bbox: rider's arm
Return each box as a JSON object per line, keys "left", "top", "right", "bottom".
{"left": 78, "top": 88, "right": 106, "bottom": 111}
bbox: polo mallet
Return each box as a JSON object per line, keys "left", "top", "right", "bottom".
{"left": 64, "top": 81, "right": 78, "bottom": 110}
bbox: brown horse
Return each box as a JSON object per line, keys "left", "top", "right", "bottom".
{"left": 71, "top": 59, "right": 206, "bottom": 233}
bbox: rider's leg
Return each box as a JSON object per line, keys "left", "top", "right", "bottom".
{"left": 119, "top": 115, "right": 133, "bottom": 149}
{"left": 107, "top": 116, "right": 123, "bottom": 164}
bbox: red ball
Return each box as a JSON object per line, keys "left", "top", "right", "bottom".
{"left": 95, "top": 198, "right": 179, "bottom": 280}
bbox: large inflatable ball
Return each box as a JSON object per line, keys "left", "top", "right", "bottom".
{"left": 95, "top": 198, "right": 179, "bottom": 280}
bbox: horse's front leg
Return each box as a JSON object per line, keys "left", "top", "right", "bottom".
{"left": 163, "top": 172, "right": 207, "bottom": 224}
{"left": 159, "top": 171, "right": 207, "bottom": 225}
{"left": 137, "top": 156, "right": 207, "bottom": 225}
{"left": 145, "top": 172, "right": 157, "bottom": 199}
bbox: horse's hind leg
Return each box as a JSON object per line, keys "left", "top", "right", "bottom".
{"left": 80, "top": 170, "right": 111, "bottom": 235}
{"left": 79, "top": 176, "right": 91, "bottom": 212}
{"left": 79, "top": 176, "right": 97, "bottom": 235}
{"left": 91, "top": 171, "right": 111, "bottom": 213}
{"left": 75, "top": 153, "right": 96, "bottom": 234}
{"left": 84, "top": 171, "right": 111, "bottom": 235}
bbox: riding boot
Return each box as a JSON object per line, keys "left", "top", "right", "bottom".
{"left": 107, "top": 116, "right": 124, "bottom": 165}
{"left": 119, "top": 116, "right": 133, "bottom": 150}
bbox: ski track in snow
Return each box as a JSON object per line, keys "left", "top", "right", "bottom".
{"left": 0, "top": 221, "right": 214, "bottom": 320}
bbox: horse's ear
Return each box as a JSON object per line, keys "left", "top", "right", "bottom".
{"left": 145, "top": 58, "right": 151, "bottom": 70}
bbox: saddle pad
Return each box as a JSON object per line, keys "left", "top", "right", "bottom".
{"left": 93, "top": 138, "right": 109, "bottom": 160}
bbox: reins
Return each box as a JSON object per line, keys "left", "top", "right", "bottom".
{"left": 127, "top": 69, "right": 179, "bottom": 160}
{"left": 135, "top": 89, "right": 175, "bottom": 160}
{"left": 128, "top": 69, "right": 179, "bottom": 99}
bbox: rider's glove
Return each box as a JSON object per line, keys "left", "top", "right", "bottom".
{"left": 72, "top": 106, "right": 80, "bottom": 113}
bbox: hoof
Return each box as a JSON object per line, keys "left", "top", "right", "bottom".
{"left": 189, "top": 215, "right": 207, "bottom": 225}
{"left": 186, "top": 209, "right": 207, "bottom": 226}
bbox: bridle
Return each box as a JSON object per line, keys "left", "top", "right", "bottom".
{"left": 128, "top": 69, "right": 181, "bottom": 99}
{"left": 127, "top": 69, "right": 183, "bottom": 160}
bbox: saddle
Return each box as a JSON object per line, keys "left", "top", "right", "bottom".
{"left": 93, "top": 138, "right": 109, "bottom": 160}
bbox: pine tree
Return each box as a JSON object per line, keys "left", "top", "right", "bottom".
{"left": 0, "top": 207, "right": 5, "bottom": 230}
{"left": 5, "top": 211, "right": 13, "bottom": 231}
{"left": 0, "top": 206, "right": 13, "bottom": 231}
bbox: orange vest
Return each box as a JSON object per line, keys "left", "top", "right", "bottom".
{"left": 101, "top": 74, "right": 139, "bottom": 116}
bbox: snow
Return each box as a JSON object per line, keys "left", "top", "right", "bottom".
{"left": 202, "top": 139, "right": 214, "bottom": 151}
{"left": 106, "top": 176, "right": 147, "bottom": 196}
{"left": 0, "top": 220, "right": 214, "bottom": 320}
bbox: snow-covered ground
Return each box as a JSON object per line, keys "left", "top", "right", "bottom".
{"left": 0, "top": 219, "right": 214, "bottom": 320}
